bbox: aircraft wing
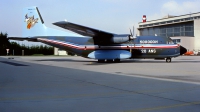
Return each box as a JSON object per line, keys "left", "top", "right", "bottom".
{"left": 53, "top": 21, "right": 115, "bottom": 38}
{"left": 53, "top": 21, "right": 129, "bottom": 45}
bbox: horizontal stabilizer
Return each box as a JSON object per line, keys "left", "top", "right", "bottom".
{"left": 8, "top": 37, "right": 38, "bottom": 42}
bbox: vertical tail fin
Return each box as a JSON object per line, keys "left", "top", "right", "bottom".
{"left": 23, "top": 6, "right": 76, "bottom": 37}
{"left": 23, "top": 6, "right": 47, "bottom": 37}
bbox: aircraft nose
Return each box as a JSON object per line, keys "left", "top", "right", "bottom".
{"left": 180, "top": 45, "right": 187, "bottom": 55}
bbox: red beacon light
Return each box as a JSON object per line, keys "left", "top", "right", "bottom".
{"left": 143, "top": 15, "right": 146, "bottom": 23}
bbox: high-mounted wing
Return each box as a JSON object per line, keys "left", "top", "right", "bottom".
{"left": 53, "top": 21, "right": 114, "bottom": 37}
{"left": 53, "top": 21, "right": 131, "bottom": 45}
{"left": 53, "top": 21, "right": 114, "bottom": 45}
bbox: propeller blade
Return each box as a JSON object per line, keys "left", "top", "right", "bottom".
{"left": 128, "top": 25, "right": 137, "bottom": 55}
{"left": 129, "top": 28, "right": 133, "bottom": 36}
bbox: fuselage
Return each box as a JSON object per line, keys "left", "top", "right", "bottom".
{"left": 37, "top": 35, "right": 187, "bottom": 60}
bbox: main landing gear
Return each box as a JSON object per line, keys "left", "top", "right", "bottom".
{"left": 98, "top": 59, "right": 121, "bottom": 63}
{"left": 114, "top": 59, "right": 120, "bottom": 63}
{"left": 165, "top": 57, "right": 171, "bottom": 63}
{"left": 98, "top": 59, "right": 105, "bottom": 63}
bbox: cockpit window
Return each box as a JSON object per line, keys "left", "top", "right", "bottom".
{"left": 168, "top": 40, "right": 174, "bottom": 44}
{"left": 172, "top": 39, "right": 181, "bottom": 44}
{"left": 167, "top": 37, "right": 174, "bottom": 44}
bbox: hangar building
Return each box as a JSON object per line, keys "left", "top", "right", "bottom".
{"left": 138, "top": 12, "right": 200, "bottom": 53}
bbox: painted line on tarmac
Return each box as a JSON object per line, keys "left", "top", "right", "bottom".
{"left": 124, "top": 101, "right": 200, "bottom": 112}
{"left": 114, "top": 72, "right": 200, "bottom": 85}
{"left": 0, "top": 61, "right": 28, "bottom": 66}
{"left": 0, "top": 83, "right": 98, "bottom": 89}
{"left": 138, "top": 85, "right": 200, "bottom": 94}
{"left": 0, "top": 91, "right": 132, "bottom": 101}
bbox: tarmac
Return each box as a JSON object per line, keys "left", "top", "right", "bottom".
{"left": 0, "top": 56, "right": 200, "bottom": 112}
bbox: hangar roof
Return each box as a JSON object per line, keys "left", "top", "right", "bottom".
{"left": 138, "top": 12, "right": 200, "bottom": 29}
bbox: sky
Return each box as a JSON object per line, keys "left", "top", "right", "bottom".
{"left": 1, "top": 0, "right": 200, "bottom": 45}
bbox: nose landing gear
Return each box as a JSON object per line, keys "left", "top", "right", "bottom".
{"left": 166, "top": 57, "right": 171, "bottom": 63}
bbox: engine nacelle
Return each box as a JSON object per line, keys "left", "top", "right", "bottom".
{"left": 110, "top": 35, "right": 131, "bottom": 44}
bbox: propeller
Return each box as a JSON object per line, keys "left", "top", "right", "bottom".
{"left": 129, "top": 26, "right": 137, "bottom": 40}
{"left": 129, "top": 26, "right": 137, "bottom": 54}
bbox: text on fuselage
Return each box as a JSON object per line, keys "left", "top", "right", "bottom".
{"left": 140, "top": 40, "right": 158, "bottom": 44}
{"left": 141, "top": 49, "right": 156, "bottom": 53}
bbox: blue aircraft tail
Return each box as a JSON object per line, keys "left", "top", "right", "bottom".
{"left": 23, "top": 6, "right": 79, "bottom": 37}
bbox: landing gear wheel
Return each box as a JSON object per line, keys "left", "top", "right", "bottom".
{"left": 114, "top": 59, "right": 120, "bottom": 63}
{"left": 98, "top": 59, "right": 105, "bottom": 63}
{"left": 107, "top": 59, "right": 113, "bottom": 63}
{"left": 166, "top": 58, "right": 171, "bottom": 63}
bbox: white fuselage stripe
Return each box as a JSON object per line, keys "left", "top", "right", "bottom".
{"left": 38, "top": 38, "right": 179, "bottom": 50}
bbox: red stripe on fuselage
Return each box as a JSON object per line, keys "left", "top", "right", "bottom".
{"left": 38, "top": 38, "right": 179, "bottom": 50}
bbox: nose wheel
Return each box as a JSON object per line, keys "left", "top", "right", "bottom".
{"left": 166, "top": 57, "right": 171, "bottom": 63}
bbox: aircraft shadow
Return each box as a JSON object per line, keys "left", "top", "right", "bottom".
{"left": 35, "top": 59, "right": 119, "bottom": 65}
{"left": 34, "top": 58, "right": 200, "bottom": 65}
{"left": 121, "top": 60, "right": 200, "bottom": 63}
{"left": 35, "top": 59, "right": 92, "bottom": 62}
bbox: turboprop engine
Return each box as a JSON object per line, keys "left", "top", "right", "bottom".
{"left": 110, "top": 34, "right": 133, "bottom": 44}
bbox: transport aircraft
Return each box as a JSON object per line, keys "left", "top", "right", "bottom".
{"left": 9, "top": 6, "right": 187, "bottom": 63}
